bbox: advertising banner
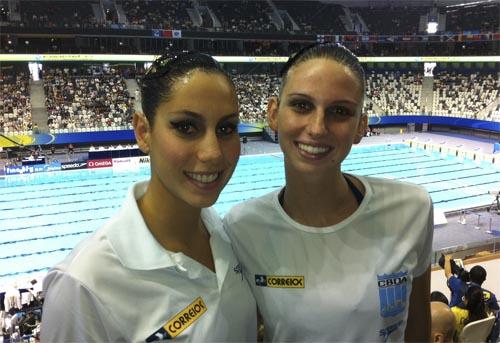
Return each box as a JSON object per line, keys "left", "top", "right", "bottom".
{"left": 61, "top": 161, "right": 88, "bottom": 171}
{"left": 137, "top": 156, "right": 150, "bottom": 164}
{"left": 112, "top": 157, "right": 139, "bottom": 169}
{"left": 5, "top": 162, "right": 61, "bottom": 175}
{"left": 87, "top": 159, "right": 113, "bottom": 169}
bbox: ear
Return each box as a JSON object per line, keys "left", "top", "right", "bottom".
{"left": 133, "top": 112, "right": 151, "bottom": 154}
{"left": 354, "top": 115, "right": 368, "bottom": 144}
{"left": 433, "top": 333, "right": 444, "bottom": 343}
{"left": 267, "top": 97, "right": 280, "bottom": 132}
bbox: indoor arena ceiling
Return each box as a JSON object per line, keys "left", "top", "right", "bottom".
{"left": 321, "top": 0, "right": 499, "bottom": 7}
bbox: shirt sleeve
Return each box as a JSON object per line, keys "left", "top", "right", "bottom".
{"left": 486, "top": 291, "right": 499, "bottom": 311}
{"left": 41, "top": 269, "right": 125, "bottom": 342}
{"left": 413, "top": 195, "right": 434, "bottom": 277}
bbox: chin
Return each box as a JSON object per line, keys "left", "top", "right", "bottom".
{"left": 187, "top": 195, "right": 219, "bottom": 209}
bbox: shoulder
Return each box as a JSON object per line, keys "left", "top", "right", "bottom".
{"left": 224, "top": 189, "right": 279, "bottom": 227}
{"left": 451, "top": 305, "right": 468, "bottom": 316}
{"left": 42, "top": 268, "right": 123, "bottom": 341}
{"left": 361, "top": 175, "right": 432, "bottom": 208}
{"left": 482, "top": 288, "right": 499, "bottom": 305}
{"left": 364, "top": 176, "right": 430, "bottom": 198}
{"left": 48, "top": 224, "right": 120, "bottom": 290}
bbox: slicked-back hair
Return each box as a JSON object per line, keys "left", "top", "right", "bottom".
{"left": 279, "top": 43, "right": 365, "bottom": 98}
{"left": 140, "top": 51, "right": 234, "bottom": 126}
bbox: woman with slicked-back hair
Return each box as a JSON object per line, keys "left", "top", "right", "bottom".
{"left": 224, "top": 43, "right": 433, "bottom": 342}
{"left": 41, "top": 52, "right": 257, "bottom": 342}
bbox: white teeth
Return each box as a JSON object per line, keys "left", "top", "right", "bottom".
{"left": 298, "top": 143, "right": 330, "bottom": 154}
{"left": 186, "top": 172, "right": 219, "bottom": 183}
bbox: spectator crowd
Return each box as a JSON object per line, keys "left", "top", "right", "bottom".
{"left": 0, "top": 69, "right": 32, "bottom": 134}
{"left": 43, "top": 66, "right": 132, "bottom": 131}
{"left": 0, "top": 66, "right": 498, "bottom": 135}
{"left": 431, "top": 256, "right": 499, "bottom": 342}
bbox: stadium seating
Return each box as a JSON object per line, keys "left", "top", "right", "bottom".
{"left": 121, "top": 0, "right": 194, "bottom": 30}
{"left": 0, "top": 70, "right": 33, "bottom": 134}
{"left": 274, "top": 1, "right": 345, "bottom": 34}
{"left": 444, "top": 3, "right": 499, "bottom": 33}
{"left": 43, "top": 66, "right": 132, "bottom": 132}
{"left": 432, "top": 72, "right": 499, "bottom": 119}
{"left": 353, "top": 6, "right": 427, "bottom": 34}
{"left": 1, "top": 66, "right": 498, "bottom": 134}
{"left": 234, "top": 74, "right": 280, "bottom": 123}
{"left": 20, "top": 1, "right": 97, "bottom": 29}
{"left": 365, "top": 70, "right": 423, "bottom": 115}
{"left": 203, "top": 0, "right": 277, "bottom": 32}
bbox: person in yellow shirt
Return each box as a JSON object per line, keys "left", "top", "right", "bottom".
{"left": 451, "top": 285, "right": 487, "bottom": 336}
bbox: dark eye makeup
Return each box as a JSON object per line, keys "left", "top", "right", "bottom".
{"left": 170, "top": 120, "right": 198, "bottom": 135}
{"left": 169, "top": 116, "right": 239, "bottom": 137}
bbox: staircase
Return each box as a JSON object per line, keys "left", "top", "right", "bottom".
{"left": 420, "top": 76, "right": 434, "bottom": 115}
{"left": 476, "top": 97, "right": 500, "bottom": 120}
{"left": 29, "top": 80, "right": 48, "bottom": 133}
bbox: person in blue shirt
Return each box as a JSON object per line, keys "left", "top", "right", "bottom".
{"left": 469, "top": 265, "right": 499, "bottom": 313}
{"left": 444, "top": 254, "right": 470, "bottom": 307}
{"left": 469, "top": 265, "right": 499, "bottom": 343}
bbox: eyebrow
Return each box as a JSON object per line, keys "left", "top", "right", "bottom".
{"left": 287, "top": 93, "right": 359, "bottom": 106}
{"left": 171, "top": 110, "right": 240, "bottom": 121}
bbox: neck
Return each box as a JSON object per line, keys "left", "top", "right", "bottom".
{"left": 282, "top": 168, "right": 359, "bottom": 227}
{"left": 137, "top": 180, "right": 207, "bottom": 251}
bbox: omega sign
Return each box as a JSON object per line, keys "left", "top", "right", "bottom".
{"left": 87, "top": 159, "right": 113, "bottom": 169}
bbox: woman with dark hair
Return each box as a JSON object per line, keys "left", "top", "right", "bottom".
{"left": 451, "top": 285, "right": 488, "bottom": 336}
{"left": 224, "top": 43, "right": 433, "bottom": 342}
{"left": 41, "top": 52, "right": 256, "bottom": 342}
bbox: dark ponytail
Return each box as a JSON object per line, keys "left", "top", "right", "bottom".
{"left": 464, "top": 286, "right": 487, "bottom": 326}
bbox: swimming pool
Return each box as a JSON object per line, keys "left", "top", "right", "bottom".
{"left": 1, "top": 143, "right": 499, "bottom": 284}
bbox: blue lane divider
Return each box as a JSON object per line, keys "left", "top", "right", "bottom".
{"left": 2, "top": 204, "right": 120, "bottom": 221}
{"left": 0, "top": 267, "right": 51, "bottom": 278}
{"left": 0, "top": 216, "right": 110, "bottom": 233}
{"left": 0, "top": 180, "right": 131, "bottom": 202}
{"left": 0, "top": 247, "right": 73, "bottom": 260}
{"left": 0, "top": 230, "right": 93, "bottom": 246}
{"left": 1, "top": 193, "right": 126, "bottom": 212}
{"left": 0, "top": 173, "right": 135, "bottom": 192}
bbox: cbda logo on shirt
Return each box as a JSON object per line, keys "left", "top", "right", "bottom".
{"left": 255, "top": 274, "right": 304, "bottom": 288}
{"left": 377, "top": 271, "right": 408, "bottom": 317}
{"left": 379, "top": 320, "right": 403, "bottom": 343}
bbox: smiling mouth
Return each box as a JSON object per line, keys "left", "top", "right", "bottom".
{"left": 185, "top": 171, "right": 221, "bottom": 184}
{"left": 296, "top": 142, "right": 332, "bottom": 155}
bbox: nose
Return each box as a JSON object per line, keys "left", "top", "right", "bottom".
{"left": 307, "top": 109, "right": 328, "bottom": 138}
{"left": 197, "top": 133, "right": 224, "bottom": 163}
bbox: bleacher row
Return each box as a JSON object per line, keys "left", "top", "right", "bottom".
{"left": 1, "top": 0, "right": 497, "bottom": 34}
{"left": 43, "top": 67, "right": 132, "bottom": 131}
{"left": 0, "top": 69, "right": 498, "bottom": 134}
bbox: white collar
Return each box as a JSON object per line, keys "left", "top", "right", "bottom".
{"left": 105, "top": 181, "right": 228, "bottom": 271}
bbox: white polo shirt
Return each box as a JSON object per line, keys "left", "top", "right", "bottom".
{"left": 41, "top": 181, "right": 257, "bottom": 342}
{"left": 224, "top": 176, "right": 433, "bottom": 342}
